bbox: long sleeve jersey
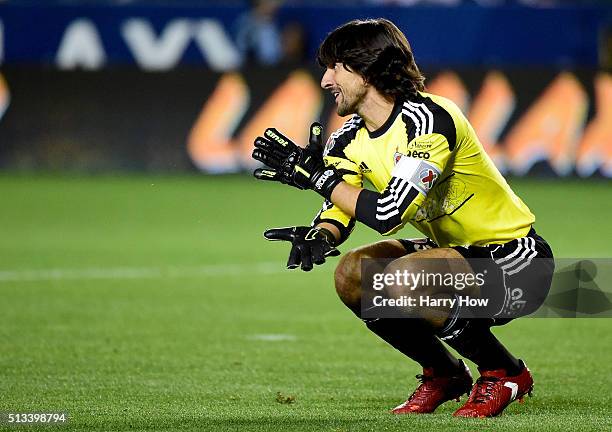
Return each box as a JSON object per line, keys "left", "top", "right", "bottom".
{"left": 312, "top": 92, "right": 534, "bottom": 247}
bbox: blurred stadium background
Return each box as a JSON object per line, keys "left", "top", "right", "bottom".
{"left": 0, "top": 1, "right": 611, "bottom": 431}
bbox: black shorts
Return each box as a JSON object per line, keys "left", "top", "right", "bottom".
{"left": 398, "top": 228, "right": 555, "bottom": 336}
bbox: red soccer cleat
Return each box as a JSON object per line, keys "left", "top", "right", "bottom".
{"left": 453, "top": 360, "right": 534, "bottom": 418}
{"left": 392, "top": 360, "right": 473, "bottom": 414}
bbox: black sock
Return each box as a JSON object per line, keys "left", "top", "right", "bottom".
{"left": 443, "top": 320, "right": 522, "bottom": 376}
{"left": 366, "top": 318, "right": 463, "bottom": 375}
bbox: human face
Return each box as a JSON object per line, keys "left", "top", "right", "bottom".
{"left": 321, "top": 63, "right": 367, "bottom": 117}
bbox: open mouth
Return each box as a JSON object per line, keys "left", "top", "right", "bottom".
{"left": 332, "top": 90, "right": 341, "bottom": 102}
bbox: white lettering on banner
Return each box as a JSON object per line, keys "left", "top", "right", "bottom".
{"left": 56, "top": 19, "right": 106, "bottom": 70}
{"left": 192, "top": 20, "right": 240, "bottom": 71}
{"left": 121, "top": 18, "right": 240, "bottom": 71}
{"left": 55, "top": 18, "right": 240, "bottom": 71}
{"left": 122, "top": 19, "right": 192, "bottom": 71}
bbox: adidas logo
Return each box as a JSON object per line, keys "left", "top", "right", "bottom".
{"left": 359, "top": 161, "right": 371, "bottom": 173}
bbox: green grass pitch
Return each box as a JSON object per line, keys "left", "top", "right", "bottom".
{"left": 0, "top": 174, "right": 611, "bottom": 431}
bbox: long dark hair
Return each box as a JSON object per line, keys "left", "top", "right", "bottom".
{"left": 317, "top": 18, "right": 425, "bottom": 100}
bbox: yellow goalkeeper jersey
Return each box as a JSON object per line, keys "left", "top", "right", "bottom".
{"left": 312, "top": 92, "right": 535, "bottom": 247}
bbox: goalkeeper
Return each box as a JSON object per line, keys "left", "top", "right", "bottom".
{"left": 252, "top": 18, "right": 554, "bottom": 418}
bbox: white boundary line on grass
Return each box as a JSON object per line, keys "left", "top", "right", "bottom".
{"left": 0, "top": 262, "right": 286, "bottom": 283}
{"left": 247, "top": 334, "right": 297, "bottom": 342}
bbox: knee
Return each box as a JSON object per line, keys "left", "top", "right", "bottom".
{"left": 382, "top": 255, "right": 451, "bottom": 298}
{"left": 382, "top": 258, "right": 425, "bottom": 297}
{"left": 382, "top": 256, "right": 458, "bottom": 326}
{"left": 334, "top": 248, "right": 363, "bottom": 307}
{"left": 384, "top": 257, "right": 440, "bottom": 304}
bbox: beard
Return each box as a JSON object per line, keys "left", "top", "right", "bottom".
{"left": 336, "top": 85, "right": 367, "bottom": 117}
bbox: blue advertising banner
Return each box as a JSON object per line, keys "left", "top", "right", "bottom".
{"left": 0, "top": 4, "right": 605, "bottom": 69}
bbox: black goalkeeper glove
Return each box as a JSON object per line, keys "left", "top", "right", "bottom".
{"left": 264, "top": 226, "right": 340, "bottom": 271}
{"left": 252, "top": 122, "right": 343, "bottom": 199}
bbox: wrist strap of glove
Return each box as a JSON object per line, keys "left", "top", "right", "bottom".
{"left": 313, "top": 227, "right": 337, "bottom": 247}
{"left": 310, "top": 167, "right": 343, "bottom": 200}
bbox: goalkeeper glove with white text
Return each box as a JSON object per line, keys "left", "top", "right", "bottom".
{"left": 263, "top": 226, "right": 340, "bottom": 271}
{"left": 252, "top": 123, "right": 343, "bottom": 200}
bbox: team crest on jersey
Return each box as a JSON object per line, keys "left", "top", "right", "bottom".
{"left": 394, "top": 152, "right": 403, "bottom": 165}
{"left": 412, "top": 175, "right": 472, "bottom": 223}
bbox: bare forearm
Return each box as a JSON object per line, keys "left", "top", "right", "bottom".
{"left": 329, "top": 182, "right": 362, "bottom": 218}
{"left": 315, "top": 180, "right": 401, "bottom": 244}
{"left": 314, "top": 182, "right": 362, "bottom": 245}
{"left": 329, "top": 180, "right": 413, "bottom": 235}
